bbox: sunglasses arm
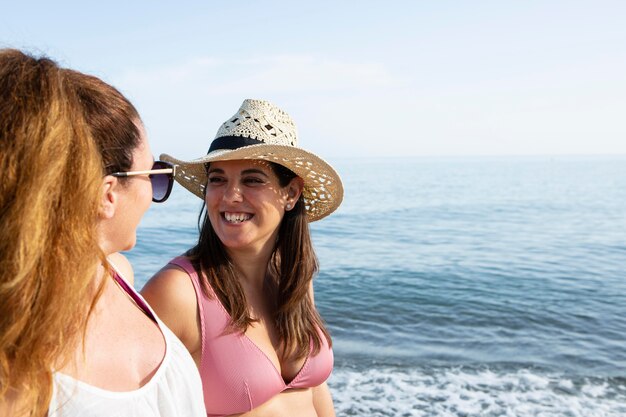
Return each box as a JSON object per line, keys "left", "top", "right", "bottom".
{"left": 112, "top": 167, "right": 176, "bottom": 177}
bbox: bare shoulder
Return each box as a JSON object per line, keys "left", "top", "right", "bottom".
{"left": 140, "top": 262, "right": 197, "bottom": 307}
{"left": 108, "top": 252, "right": 134, "bottom": 285}
{"left": 309, "top": 280, "right": 316, "bottom": 303}
{"left": 140, "top": 261, "right": 200, "bottom": 352}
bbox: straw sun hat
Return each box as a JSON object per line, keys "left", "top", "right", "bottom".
{"left": 161, "top": 99, "right": 343, "bottom": 221}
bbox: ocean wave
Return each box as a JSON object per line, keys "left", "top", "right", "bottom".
{"left": 329, "top": 366, "right": 626, "bottom": 417}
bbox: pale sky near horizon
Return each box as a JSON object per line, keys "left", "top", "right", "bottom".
{"left": 2, "top": 1, "right": 625, "bottom": 160}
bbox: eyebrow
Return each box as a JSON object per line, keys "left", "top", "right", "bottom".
{"left": 242, "top": 168, "right": 269, "bottom": 177}
{"left": 207, "top": 168, "right": 269, "bottom": 178}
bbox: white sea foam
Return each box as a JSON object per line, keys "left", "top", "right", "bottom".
{"left": 328, "top": 367, "right": 626, "bottom": 417}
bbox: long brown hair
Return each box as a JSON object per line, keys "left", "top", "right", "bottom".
{"left": 65, "top": 68, "right": 140, "bottom": 176}
{"left": 0, "top": 49, "right": 140, "bottom": 416}
{"left": 188, "top": 162, "right": 331, "bottom": 360}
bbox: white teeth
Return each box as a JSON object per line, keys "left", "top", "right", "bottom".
{"left": 224, "top": 212, "right": 252, "bottom": 223}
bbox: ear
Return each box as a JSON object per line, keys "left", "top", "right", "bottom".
{"left": 284, "top": 176, "right": 304, "bottom": 210}
{"left": 99, "top": 175, "right": 118, "bottom": 219}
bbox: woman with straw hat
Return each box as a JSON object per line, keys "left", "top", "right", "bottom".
{"left": 142, "top": 99, "right": 343, "bottom": 417}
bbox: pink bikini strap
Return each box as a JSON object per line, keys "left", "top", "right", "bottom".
{"left": 168, "top": 256, "right": 208, "bottom": 356}
{"left": 112, "top": 271, "right": 156, "bottom": 322}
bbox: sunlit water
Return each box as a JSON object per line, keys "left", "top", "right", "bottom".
{"left": 128, "top": 156, "right": 626, "bottom": 416}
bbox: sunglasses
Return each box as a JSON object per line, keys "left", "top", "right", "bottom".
{"left": 111, "top": 161, "right": 176, "bottom": 203}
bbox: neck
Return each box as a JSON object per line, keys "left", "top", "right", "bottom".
{"left": 227, "top": 242, "right": 275, "bottom": 289}
{"left": 91, "top": 253, "right": 116, "bottom": 289}
{"left": 57, "top": 260, "right": 112, "bottom": 373}
{"left": 87, "top": 261, "right": 114, "bottom": 313}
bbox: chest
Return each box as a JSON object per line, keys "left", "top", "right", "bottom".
{"left": 244, "top": 318, "right": 307, "bottom": 383}
{"left": 64, "top": 281, "right": 165, "bottom": 390}
{"left": 202, "top": 292, "right": 309, "bottom": 384}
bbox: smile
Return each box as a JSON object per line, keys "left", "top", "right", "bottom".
{"left": 223, "top": 212, "right": 253, "bottom": 224}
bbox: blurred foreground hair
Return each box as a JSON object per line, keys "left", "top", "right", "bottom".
{"left": 0, "top": 48, "right": 140, "bottom": 416}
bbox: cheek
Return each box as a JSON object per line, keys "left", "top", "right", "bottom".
{"left": 262, "top": 201, "right": 286, "bottom": 223}
{"left": 204, "top": 192, "right": 222, "bottom": 221}
{"left": 204, "top": 193, "right": 216, "bottom": 209}
{"left": 135, "top": 180, "right": 153, "bottom": 210}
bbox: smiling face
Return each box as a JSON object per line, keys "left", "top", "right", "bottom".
{"left": 205, "top": 159, "right": 301, "bottom": 255}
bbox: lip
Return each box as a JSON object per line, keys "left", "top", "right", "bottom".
{"left": 221, "top": 211, "right": 254, "bottom": 225}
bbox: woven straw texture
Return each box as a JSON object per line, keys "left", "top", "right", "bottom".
{"left": 161, "top": 99, "right": 343, "bottom": 222}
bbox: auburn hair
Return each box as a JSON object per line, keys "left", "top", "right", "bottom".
{"left": 187, "top": 162, "right": 331, "bottom": 360}
{"left": 0, "top": 49, "right": 140, "bottom": 416}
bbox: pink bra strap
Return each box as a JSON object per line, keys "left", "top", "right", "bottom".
{"left": 112, "top": 271, "right": 156, "bottom": 322}
{"left": 168, "top": 256, "right": 208, "bottom": 365}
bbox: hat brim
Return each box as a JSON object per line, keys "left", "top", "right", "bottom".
{"left": 161, "top": 144, "right": 343, "bottom": 222}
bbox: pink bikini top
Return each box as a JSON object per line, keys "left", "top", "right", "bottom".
{"left": 169, "top": 257, "right": 333, "bottom": 417}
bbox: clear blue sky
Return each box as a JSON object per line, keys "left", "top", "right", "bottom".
{"left": 2, "top": 1, "right": 625, "bottom": 159}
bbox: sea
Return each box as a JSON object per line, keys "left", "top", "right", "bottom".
{"left": 128, "top": 155, "right": 626, "bottom": 417}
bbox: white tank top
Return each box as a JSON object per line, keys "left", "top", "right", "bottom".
{"left": 48, "top": 271, "right": 206, "bottom": 417}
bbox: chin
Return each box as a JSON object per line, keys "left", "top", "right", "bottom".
{"left": 220, "top": 234, "right": 263, "bottom": 251}
{"left": 221, "top": 240, "right": 251, "bottom": 250}
{"left": 121, "top": 237, "right": 137, "bottom": 252}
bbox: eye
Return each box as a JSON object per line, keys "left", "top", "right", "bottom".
{"left": 243, "top": 176, "right": 265, "bottom": 185}
{"left": 207, "top": 175, "right": 226, "bottom": 184}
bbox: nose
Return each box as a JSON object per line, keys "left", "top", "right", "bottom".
{"left": 223, "top": 181, "right": 243, "bottom": 203}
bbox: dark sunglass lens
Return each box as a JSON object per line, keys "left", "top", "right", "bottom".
{"left": 149, "top": 161, "right": 173, "bottom": 202}
{"left": 150, "top": 174, "right": 168, "bottom": 201}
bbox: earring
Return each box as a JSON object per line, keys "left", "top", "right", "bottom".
{"left": 286, "top": 203, "right": 292, "bottom": 210}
